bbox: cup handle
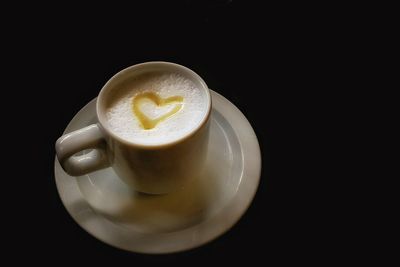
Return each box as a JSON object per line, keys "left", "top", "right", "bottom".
{"left": 55, "top": 124, "right": 110, "bottom": 176}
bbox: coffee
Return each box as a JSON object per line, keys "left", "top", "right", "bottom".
{"left": 105, "top": 71, "right": 208, "bottom": 145}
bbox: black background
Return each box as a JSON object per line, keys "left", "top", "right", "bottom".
{"left": 5, "top": 1, "right": 355, "bottom": 264}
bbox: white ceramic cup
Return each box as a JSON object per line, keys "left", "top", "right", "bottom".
{"left": 56, "top": 62, "right": 211, "bottom": 194}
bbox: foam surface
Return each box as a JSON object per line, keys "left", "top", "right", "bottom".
{"left": 105, "top": 72, "right": 207, "bottom": 145}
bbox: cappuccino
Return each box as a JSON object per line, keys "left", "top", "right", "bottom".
{"left": 105, "top": 71, "right": 208, "bottom": 145}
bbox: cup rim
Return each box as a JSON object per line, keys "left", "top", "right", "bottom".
{"left": 96, "top": 61, "right": 212, "bottom": 148}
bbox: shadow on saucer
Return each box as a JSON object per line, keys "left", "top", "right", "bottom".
{"left": 75, "top": 167, "right": 223, "bottom": 234}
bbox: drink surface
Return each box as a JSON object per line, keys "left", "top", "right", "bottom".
{"left": 105, "top": 71, "right": 208, "bottom": 145}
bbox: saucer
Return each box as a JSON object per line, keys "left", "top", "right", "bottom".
{"left": 55, "top": 90, "right": 261, "bottom": 254}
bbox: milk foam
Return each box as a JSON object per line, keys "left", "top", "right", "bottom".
{"left": 105, "top": 72, "right": 207, "bottom": 145}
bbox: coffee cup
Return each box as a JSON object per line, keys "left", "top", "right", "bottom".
{"left": 56, "top": 62, "right": 211, "bottom": 194}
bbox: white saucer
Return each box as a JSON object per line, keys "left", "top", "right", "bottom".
{"left": 55, "top": 90, "right": 261, "bottom": 254}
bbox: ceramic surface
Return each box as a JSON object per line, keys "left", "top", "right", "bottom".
{"left": 55, "top": 90, "right": 261, "bottom": 254}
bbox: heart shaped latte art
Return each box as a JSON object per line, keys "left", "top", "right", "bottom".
{"left": 132, "top": 92, "right": 184, "bottom": 130}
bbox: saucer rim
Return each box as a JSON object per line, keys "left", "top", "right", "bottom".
{"left": 54, "top": 89, "right": 261, "bottom": 254}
